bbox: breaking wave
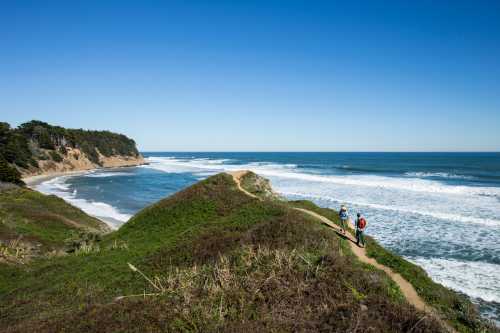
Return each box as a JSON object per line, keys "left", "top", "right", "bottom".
{"left": 84, "top": 171, "right": 131, "bottom": 178}
{"left": 280, "top": 190, "right": 500, "bottom": 228}
{"left": 409, "top": 257, "right": 500, "bottom": 303}
{"left": 35, "top": 176, "right": 131, "bottom": 229}
{"left": 142, "top": 156, "right": 500, "bottom": 197}
{"left": 405, "top": 171, "right": 474, "bottom": 180}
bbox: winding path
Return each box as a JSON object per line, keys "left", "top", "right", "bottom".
{"left": 294, "top": 207, "right": 427, "bottom": 311}
{"left": 229, "top": 170, "right": 456, "bottom": 331}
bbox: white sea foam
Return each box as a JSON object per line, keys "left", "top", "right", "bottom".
{"left": 85, "top": 172, "right": 130, "bottom": 178}
{"left": 142, "top": 157, "right": 297, "bottom": 178}
{"left": 279, "top": 190, "right": 500, "bottom": 228}
{"left": 405, "top": 172, "right": 474, "bottom": 180}
{"left": 409, "top": 257, "right": 500, "bottom": 303}
{"left": 35, "top": 176, "right": 131, "bottom": 229}
{"left": 265, "top": 171, "right": 499, "bottom": 197}
{"left": 143, "top": 156, "right": 500, "bottom": 197}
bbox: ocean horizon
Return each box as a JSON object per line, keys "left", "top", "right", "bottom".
{"left": 34, "top": 151, "right": 500, "bottom": 324}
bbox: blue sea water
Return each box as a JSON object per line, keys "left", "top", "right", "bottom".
{"left": 35, "top": 152, "right": 500, "bottom": 324}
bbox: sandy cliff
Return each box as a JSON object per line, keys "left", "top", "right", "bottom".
{"left": 21, "top": 147, "right": 145, "bottom": 178}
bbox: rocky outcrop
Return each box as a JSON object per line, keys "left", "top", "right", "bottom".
{"left": 237, "top": 171, "right": 281, "bottom": 200}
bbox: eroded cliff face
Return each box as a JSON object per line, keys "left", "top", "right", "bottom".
{"left": 1, "top": 120, "right": 144, "bottom": 184}
{"left": 21, "top": 147, "right": 145, "bottom": 177}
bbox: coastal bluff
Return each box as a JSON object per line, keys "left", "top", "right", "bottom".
{"left": 0, "top": 120, "right": 145, "bottom": 183}
{"left": 23, "top": 145, "right": 145, "bottom": 179}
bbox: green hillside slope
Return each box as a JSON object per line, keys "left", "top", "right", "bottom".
{"left": 0, "top": 185, "right": 110, "bottom": 263}
{"left": 0, "top": 174, "right": 496, "bottom": 332}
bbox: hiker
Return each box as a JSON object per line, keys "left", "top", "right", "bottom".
{"left": 355, "top": 213, "right": 367, "bottom": 247}
{"left": 338, "top": 205, "right": 349, "bottom": 234}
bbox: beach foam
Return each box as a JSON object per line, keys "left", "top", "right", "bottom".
{"left": 409, "top": 257, "right": 500, "bottom": 303}
{"left": 36, "top": 176, "right": 131, "bottom": 229}
{"left": 84, "top": 171, "right": 130, "bottom": 178}
{"left": 405, "top": 171, "right": 474, "bottom": 180}
{"left": 142, "top": 156, "right": 500, "bottom": 197}
{"left": 279, "top": 190, "right": 500, "bottom": 228}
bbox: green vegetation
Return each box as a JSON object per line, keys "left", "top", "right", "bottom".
{"left": 0, "top": 186, "right": 109, "bottom": 262}
{"left": 0, "top": 122, "right": 33, "bottom": 169}
{"left": 49, "top": 150, "right": 63, "bottom": 162}
{"left": 58, "top": 145, "right": 67, "bottom": 155}
{"left": 365, "top": 240, "right": 486, "bottom": 332}
{"left": 0, "top": 158, "right": 24, "bottom": 185}
{"left": 288, "top": 199, "right": 497, "bottom": 333}
{"left": 0, "top": 174, "right": 453, "bottom": 332}
{"left": 0, "top": 120, "right": 141, "bottom": 178}
{"left": 239, "top": 170, "right": 279, "bottom": 199}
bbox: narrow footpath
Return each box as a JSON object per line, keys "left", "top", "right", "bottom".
{"left": 228, "top": 170, "right": 455, "bottom": 332}
{"left": 294, "top": 207, "right": 427, "bottom": 311}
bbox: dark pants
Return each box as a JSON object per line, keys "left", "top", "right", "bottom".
{"left": 356, "top": 229, "right": 365, "bottom": 246}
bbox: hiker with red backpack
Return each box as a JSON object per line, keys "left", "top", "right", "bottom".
{"left": 355, "top": 213, "right": 367, "bottom": 247}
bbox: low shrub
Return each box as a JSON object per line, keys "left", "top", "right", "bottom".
{"left": 49, "top": 151, "right": 63, "bottom": 162}
{"left": 0, "top": 158, "right": 24, "bottom": 185}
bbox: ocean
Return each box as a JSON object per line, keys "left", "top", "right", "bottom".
{"left": 34, "top": 152, "right": 500, "bottom": 324}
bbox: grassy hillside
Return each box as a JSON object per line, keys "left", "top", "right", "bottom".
{"left": 288, "top": 200, "right": 496, "bottom": 333}
{"left": 0, "top": 174, "right": 496, "bottom": 332}
{"left": 0, "top": 185, "right": 109, "bottom": 263}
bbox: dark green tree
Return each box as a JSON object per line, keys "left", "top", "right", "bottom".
{"left": 0, "top": 157, "right": 24, "bottom": 185}
{"left": 1, "top": 120, "right": 140, "bottom": 173}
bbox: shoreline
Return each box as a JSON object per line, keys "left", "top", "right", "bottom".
{"left": 23, "top": 163, "right": 147, "bottom": 187}
{"left": 23, "top": 165, "right": 143, "bottom": 230}
{"left": 23, "top": 170, "right": 92, "bottom": 187}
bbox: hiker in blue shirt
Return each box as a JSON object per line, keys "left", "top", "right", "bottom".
{"left": 339, "top": 205, "right": 349, "bottom": 234}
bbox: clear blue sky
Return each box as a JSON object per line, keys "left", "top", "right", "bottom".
{"left": 1, "top": 1, "right": 499, "bottom": 151}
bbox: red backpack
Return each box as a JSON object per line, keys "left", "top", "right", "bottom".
{"left": 358, "top": 218, "right": 366, "bottom": 229}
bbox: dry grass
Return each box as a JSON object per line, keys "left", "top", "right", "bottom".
{"left": 0, "top": 174, "right": 468, "bottom": 332}
{"left": 0, "top": 236, "right": 28, "bottom": 264}
{"left": 8, "top": 213, "right": 447, "bottom": 332}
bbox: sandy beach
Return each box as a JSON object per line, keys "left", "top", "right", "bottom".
{"left": 23, "top": 170, "right": 93, "bottom": 187}
{"left": 23, "top": 163, "right": 148, "bottom": 187}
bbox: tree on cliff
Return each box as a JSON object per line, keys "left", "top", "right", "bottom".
{"left": 0, "top": 120, "right": 141, "bottom": 183}
{"left": 0, "top": 157, "right": 24, "bottom": 185}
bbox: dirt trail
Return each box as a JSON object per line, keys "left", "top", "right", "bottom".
{"left": 228, "top": 171, "right": 259, "bottom": 199}
{"left": 295, "top": 209, "right": 456, "bottom": 332}
{"left": 229, "top": 170, "right": 455, "bottom": 332}
{"left": 294, "top": 208, "right": 427, "bottom": 310}
{"left": 229, "top": 171, "right": 427, "bottom": 310}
